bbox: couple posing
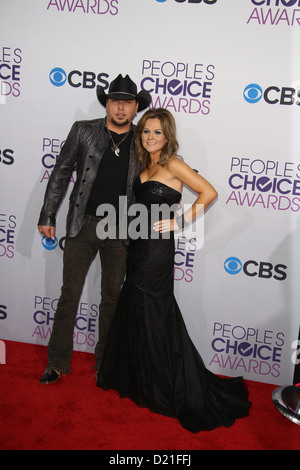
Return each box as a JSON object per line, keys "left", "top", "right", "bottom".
{"left": 37, "top": 74, "right": 250, "bottom": 432}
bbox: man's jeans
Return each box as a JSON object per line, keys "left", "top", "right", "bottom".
{"left": 46, "top": 214, "right": 127, "bottom": 374}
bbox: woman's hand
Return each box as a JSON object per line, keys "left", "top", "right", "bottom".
{"left": 153, "top": 218, "right": 179, "bottom": 233}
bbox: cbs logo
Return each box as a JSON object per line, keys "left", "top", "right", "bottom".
{"left": 224, "top": 257, "right": 287, "bottom": 281}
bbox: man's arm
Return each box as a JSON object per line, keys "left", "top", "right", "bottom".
{"left": 38, "top": 122, "right": 79, "bottom": 230}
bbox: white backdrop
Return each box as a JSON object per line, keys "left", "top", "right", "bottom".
{"left": 1, "top": 0, "right": 299, "bottom": 385}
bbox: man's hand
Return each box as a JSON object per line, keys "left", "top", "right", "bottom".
{"left": 38, "top": 225, "right": 56, "bottom": 240}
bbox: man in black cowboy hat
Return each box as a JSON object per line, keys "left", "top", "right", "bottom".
{"left": 38, "top": 74, "right": 151, "bottom": 384}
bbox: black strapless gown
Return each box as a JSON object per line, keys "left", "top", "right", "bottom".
{"left": 97, "top": 177, "right": 251, "bottom": 432}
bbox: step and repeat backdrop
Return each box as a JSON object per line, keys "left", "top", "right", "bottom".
{"left": 1, "top": 0, "right": 300, "bottom": 385}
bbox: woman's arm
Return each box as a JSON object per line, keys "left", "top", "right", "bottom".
{"left": 154, "top": 156, "right": 218, "bottom": 233}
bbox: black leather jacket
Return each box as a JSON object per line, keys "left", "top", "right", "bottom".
{"left": 38, "top": 118, "right": 140, "bottom": 238}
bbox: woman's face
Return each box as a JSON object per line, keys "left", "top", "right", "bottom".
{"left": 141, "top": 118, "right": 168, "bottom": 155}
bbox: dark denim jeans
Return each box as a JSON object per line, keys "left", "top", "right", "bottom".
{"left": 46, "top": 214, "right": 127, "bottom": 374}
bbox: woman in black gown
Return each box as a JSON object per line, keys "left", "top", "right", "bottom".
{"left": 97, "top": 108, "right": 251, "bottom": 432}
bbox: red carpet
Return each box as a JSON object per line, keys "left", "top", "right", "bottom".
{"left": 0, "top": 340, "right": 299, "bottom": 451}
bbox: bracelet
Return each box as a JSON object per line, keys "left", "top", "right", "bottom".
{"left": 176, "top": 214, "right": 187, "bottom": 229}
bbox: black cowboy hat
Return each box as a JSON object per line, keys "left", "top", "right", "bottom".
{"left": 97, "top": 74, "right": 151, "bottom": 112}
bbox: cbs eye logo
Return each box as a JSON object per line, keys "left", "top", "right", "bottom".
{"left": 243, "top": 84, "right": 263, "bottom": 104}
{"left": 49, "top": 68, "right": 67, "bottom": 87}
{"left": 41, "top": 236, "right": 66, "bottom": 251}
{"left": 41, "top": 236, "right": 58, "bottom": 250}
{"left": 224, "top": 257, "right": 242, "bottom": 275}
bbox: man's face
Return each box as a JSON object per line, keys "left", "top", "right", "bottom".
{"left": 106, "top": 98, "right": 139, "bottom": 131}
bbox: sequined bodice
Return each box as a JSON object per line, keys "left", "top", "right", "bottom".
{"left": 134, "top": 176, "right": 182, "bottom": 210}
{"left": 127, "top": 176, "right": 182, "bottom": 288}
